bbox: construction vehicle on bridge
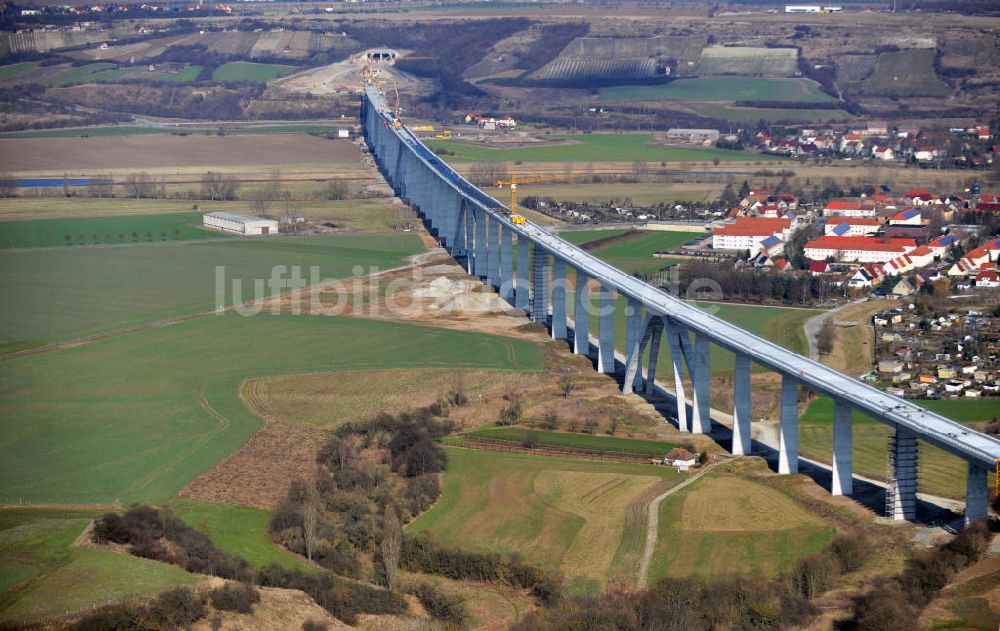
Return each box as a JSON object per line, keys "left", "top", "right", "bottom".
{"left": 494, "top": 173, "right": 587, "bottom": 225}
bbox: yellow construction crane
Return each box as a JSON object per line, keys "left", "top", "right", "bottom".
{"left": 494, "top": 173, "right": 587, "bottom": 225}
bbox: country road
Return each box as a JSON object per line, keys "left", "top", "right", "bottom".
{"left": 637, "top": 463, "right": 717, "bottom": 588}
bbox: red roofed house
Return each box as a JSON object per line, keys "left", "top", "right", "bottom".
{"left": 977, "top": 270, "right": 1000, "bottom": 288}
{"left": 809, "top": 262, "right": 829, "bottom": 275}
{"left": 948, "top": 247, "right": 992, "bottom": 276}
{"left": 824, "top": 198, "right": 878, "bottom": 218}
{"left": 824, "top": 217, "right": 880, "bottom": 237}
{"left": 712, "top": 217, "right": 793, "bottom": 251}
{"left": 889, "top": 208, "right": 923, "bottom": 226}
{"left": 804, "top": 236, "right": 917, "bottom": 263}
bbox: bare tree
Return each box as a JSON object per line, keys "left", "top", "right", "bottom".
{"left": 379, "top": 504, "right": 402, "bottom": 590}
{"left": 817, "top": 318, "right": 836, "bottom": 356}
{"left": 326, "top": 180, "right": 348, "bottom": 200}
{"left": 468, "top": 161, "right": 509, "bottom": 187}
{"left": 280, "top": 198, "right": 303, "bottom": 234}
{"left": 558, "top": 375, "right": 575, "bottom": 398}
{"left": 301, "top": 479, "right": 320, "bottom": 562}
{"left": 124, "top": 172, "right": 154, "bottom": 199}
{"left": 0, "top": 172, "right": 15, "bottom": 198}
{"left": 250, "top": 187, "right": 273, "bottom": 218}
{"left": 201, "top": 171, "right": 239, "bottom": 201}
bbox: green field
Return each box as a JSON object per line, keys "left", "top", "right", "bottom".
{"left": 559, "top": 228, "right": 632, "bottom": 246}
{"left": 0, "top": 314, "right": 544, "bottom": 505}
{"left": 862, "top": 49, "right": 949, "bottom": 97}
{"left": 598, "top": 78, "right": 837, "bottom": 103}
{"left": 0, "top": 508, "right": 197, "bottom": 624}
{"left": 170, "top": 499, "right": 311, "bottom": 571}
{"left": 408, "top": 447, "right": 681, "bottom": 592}
{"left": 0, "top": 233, "right": 422, "bottom": 345}
{"left": 462, "top": 427, "right": 676, "bottom": 456}
{"left": 42, "top": 62, "right": 116, "bottom": 87}
{"left": 799, "top": 396, "right": 999, "bottom": 499}
{"left": 426, "top": 134, "right": 774, "bottom": 164}
{"left": 585, "top": 231, "right": 692, "bottom": 275}
{"left": 213, "top": 62, "right": 298, "bottom": 83}
{"left": 648, "top": 472, "right": 833, "bottom": 582}
{"left": 0, "top": 61, "right": 41, "bottom": 81}
{"left": 688, "top": 103, "right": 854, "bottom": 123}
{"left": 0, "top": 212, "right": 218, "bottom": 249}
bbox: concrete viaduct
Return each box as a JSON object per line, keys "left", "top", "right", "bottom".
{"left": 361, "top": 85, "right": 999, "bottom": 524}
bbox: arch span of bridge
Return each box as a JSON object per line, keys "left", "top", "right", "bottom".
{"left": 361, "top": 86, "right": 997, "bottom": 525}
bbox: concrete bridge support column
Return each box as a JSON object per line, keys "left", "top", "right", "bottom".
{"left": 778, "top": 375, "right": 799, "bottom": 475}
{"left": 500, "top": 226, "right": 514, "bottom": 302}
{"left": 665, "top": 321, "right": 689, "bottom": 433}
{"left": 486, "top": 218, "right": 500, "bottom": 288}
{"left": 573, "top": 270, "right": 590, "bottom": 356}
{"left": 888, "top": 426, "right": 917, "bottom": 521}
{"left": 966, "top": 463, "right": 988, "bottom": 525}
{"left": 624, "top": 299, "right": 644, "bottom": 391}
{"left": 732, "top": 353, "right": 752, "bottom": 456}
{"left": 596, "top": 284, "right": 615, "bottom": 374}
{"left": 691, "top": 332, "right": 711, "bottom": 434}
{"left": 643, "top": 317, "right": 664, "bottom": 395}
{"left": 832, "top": 400, "right": 853, "bottom": 496}
{"left": 474, "top": 209, "right": 487, "bottom": 279}
{"left": 551, "top": 258, "right": 567, "bottom": 340}
{"left": 464, "top": 203, "right": 475, "bottom": 273}
{"left": 531, "top": 247, "right": 549, "bottom": 324}
{"left": 516, "top": 235, "right": 530, "bottom": 310}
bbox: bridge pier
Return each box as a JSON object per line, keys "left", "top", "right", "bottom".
{"left": 691, "top": 332, "right": 711, "bottom": 434}
{"left": 473, "top": 209, "right": 487, "bottom": 279}
{"left": 516, "top": 235, "right": 530, "bottom": 310}
{"left": 624, "top": 298, "right": 644, "bottom": 392}
{"left": 596, "top": 284, "right": 615, "bottom": 374}
{"left": 500, "top": 226, "right": 514, "bottom": 302}
{"left": 551, "top": 258, "right": 568, "bottom": 340}
{"left": 643, "top": 317, "right": 663, "bottom": 396}
{"left": 888, "top": 426, "right": 917, "bottom": 521}
{"left": 779, "top": 375, "right": 799, "bottom": 475}
{"left": 832, "top": 400, "right": 853, "bottom": 496}
{"left": 531, "top": 247, "right": 549, "bottom": 324}
{"left": 486, "top": 217, "right": 500, "bottom": 288}
{"left": 732, "top": 353, "right": 752, "bottom": 456}
{"left": 573, "top": 269, "right": 590, "bottom": 356}
{"left": 966, "top": 463, "right": 988, "bottom": 524}
{"left": 464, "top": 202, "right": 475, "bottom": 273}
{"left": 664, "top": 320, "right": 689, "bottom": 433}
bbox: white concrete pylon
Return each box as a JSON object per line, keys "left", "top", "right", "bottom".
{"left": 732, "top": 353, "right": 752, "bottom": 456}
{"left": 778, "top": 375, "right": 799, "bottom": 474}
{"left": 832, "top": 399, "right": 853, "bottom": 496}
{"left": 551, "top": 257, "right": 567, "bottom": 340}
{"left": 573, "top": 269, "right": 589, "bottom": 356}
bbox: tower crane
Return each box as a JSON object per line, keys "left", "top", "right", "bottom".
{"left": 493, "top": 173, "right": 588, "bottom": 225}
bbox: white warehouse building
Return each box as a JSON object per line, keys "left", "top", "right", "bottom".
{"left": 203, "top": 212, "right": 280, "bottom": 236}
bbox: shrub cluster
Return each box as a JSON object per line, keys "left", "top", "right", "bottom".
{"left": 208, "top": 582, "right": 260, "bottom": 614}
{"left": 271, "top": 402, "right": 459, "bottom": 579}
{"left": 259, "top": 565, "right": 407, "bottom": 625}
{"left": 512, "top": 575, "right": 815, "bottom": 631}
{"left": 93, "top": 505, "right": 251, "bottom": 581}
{"left": 401, "top": 536, "right": 564, "bottom": 606}
{"left": 69, "top": 588, "right": 206, "bottom": 631}
{"left": 851, "top": 521, "right": 992, "bottom": 629}
{"left": 408, "top": 582, "right": 470, "bottom": 627}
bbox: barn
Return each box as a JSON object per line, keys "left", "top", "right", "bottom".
{"left": 203, "top": 212, "right": 280, "bottom": 236}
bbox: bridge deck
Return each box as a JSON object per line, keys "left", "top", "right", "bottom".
{"left": 365, "top": 86, "right": 1000, "bottom": 470}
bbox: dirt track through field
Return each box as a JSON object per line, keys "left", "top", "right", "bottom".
{"left": 0, "top": 134, "right": 359, "bottom": 171}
